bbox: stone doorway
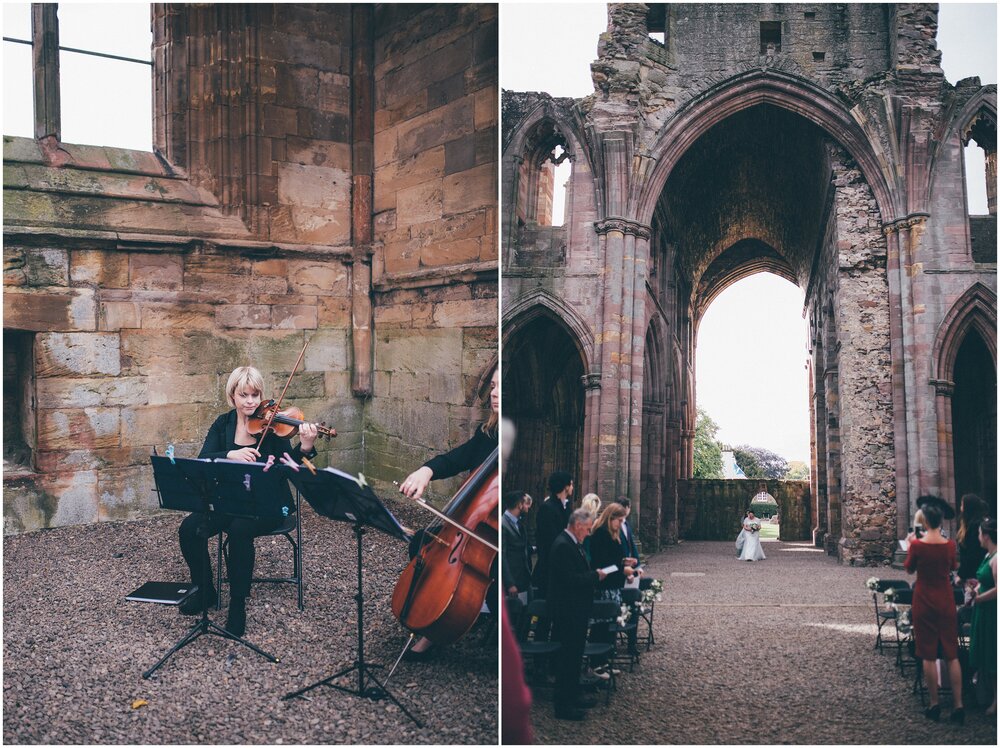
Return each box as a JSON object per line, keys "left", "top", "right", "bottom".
{"left": 502, "top": 311, "right": 586, "bottom": 504}
{"left": 952, "top": 328, "right": 997, "bottom": 511}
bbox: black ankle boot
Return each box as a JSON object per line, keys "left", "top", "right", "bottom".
{"left": 949, "top": 707, "right": 964, "bottom": 725}
{"left": 179, "top": 585, "right": 218, "bottom": 616}
{"left": 225, "top": 599, "right": 246, "bottom": 637}
{"left": 924, "top": 704, "right": 941, "bottom": 722}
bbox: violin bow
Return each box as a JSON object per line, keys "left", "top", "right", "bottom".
{"left": 255, "top": 337, "right": 310, "bottom": 452}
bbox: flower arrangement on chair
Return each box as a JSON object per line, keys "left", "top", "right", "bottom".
{"left": 865, "top": 576, "right": 880, "bottom": 591}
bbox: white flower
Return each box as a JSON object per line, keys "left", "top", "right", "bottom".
{"left": 865, "top": 577, "right": 879, "bottom": 591}
{"left": 654, "top": 593, "right": 662, "bottom": 602}
{"left": 884, "top": 587, "right": 896, "bottom": 601}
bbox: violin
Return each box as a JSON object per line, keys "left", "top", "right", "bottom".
{"left": 390, "top": 447, "right": 499, "bottom": 646}
{"left": 248, "top": 400, "right": 337, "bottom": 440}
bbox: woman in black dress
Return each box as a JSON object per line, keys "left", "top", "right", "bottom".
{"left": 178, "top": 366, "right": 318, "bottom": 636}
{"left": 587, "top": 503, "right": 639, "bottom": 674}
{"left": 397, "top": 367, "right": 498, "bottom": 659}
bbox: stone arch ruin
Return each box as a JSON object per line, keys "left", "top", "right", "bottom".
{"left": 502, "top": 3, "right": 997, "bottom": 564}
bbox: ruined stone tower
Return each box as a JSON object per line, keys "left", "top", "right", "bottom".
{"left": 502, "top": 3, "right": 996, "bottom": 563}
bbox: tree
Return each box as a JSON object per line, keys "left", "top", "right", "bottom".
{"left": 784, "top": 460, "right": 810, "bottom": 481}
{"left": 732, "top": 444, "right": 788, "bottom": 480}
{"left": 693, "top": 408, "right": 724, "bottom": 479}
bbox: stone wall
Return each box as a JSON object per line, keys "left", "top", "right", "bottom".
{"left": 367, "top": 3, "right": 498, "bottom": 500}
{"left": 677, "top": 479, "right": 811, "bottom": 542}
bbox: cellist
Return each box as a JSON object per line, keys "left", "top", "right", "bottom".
{"left": 177, "top": 366, "right": 319, "bottom": 637}
{"left": 397, "top": 367, "right": 499, "bottom": 660}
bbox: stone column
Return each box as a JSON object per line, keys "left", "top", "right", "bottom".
{"left": 883, "top": 224, "right": 912, "bottom": 538}
{"left": 931, "top": 379, "right": 956, "bottom": 505}
{"left": 350, "top": 5, "right": 374, "bottom": 396}
{"left": 580, "top": 371, "right": 602, "bottom": 493}
{"left": 595, "top": 220, "right": 626, "bottom": 498}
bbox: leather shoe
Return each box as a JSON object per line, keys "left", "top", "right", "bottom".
{"left": 179, "top": 589, "right": 217, "bottom": 616}
{"left": 554, "top": 707, "right": 586, "bottom": 721}
{"left": 924, "top": 704, "right": 941, "bottom": 722}
{"left": 402, "top": 644, "right": 436, "bottom": 662}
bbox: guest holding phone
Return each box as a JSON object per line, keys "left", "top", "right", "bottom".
{"left": 904, "top": 496, "right": 964, "bottom": 723}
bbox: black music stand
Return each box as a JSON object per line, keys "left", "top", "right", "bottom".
{"left": 280, "top": 466, "right": 421, "bottom": 727}
{"left": 143, "top": 456, "right": 289, "bottom": 679}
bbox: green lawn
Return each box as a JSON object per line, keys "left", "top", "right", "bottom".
{"left": 759, "top": 523, "right": 780, "bottom": 540}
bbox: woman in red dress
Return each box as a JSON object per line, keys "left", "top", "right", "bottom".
{"left": 904, "top": 497, "right": 964, "bottom": 723}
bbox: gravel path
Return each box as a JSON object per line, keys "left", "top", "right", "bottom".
{"left": 528, "top": 539, "right": 998, "bottom": 745}
{"left": 3, "top": 500, "right": 497, "bottom": 745}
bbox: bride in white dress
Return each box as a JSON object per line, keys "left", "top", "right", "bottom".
{"left": 735, "top": 510, "right": 766, "bottom": 562}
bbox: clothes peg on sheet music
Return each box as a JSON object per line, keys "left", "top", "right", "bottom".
{"left": 165, "top": 444, "right": 175, "bottom": 465}
{"left": 301, "top": 456, "right": 317, "bottom": 476}
{"left": 279, "top": 452, "right": 300, "bottom": 472}
{"left": 262, "top": 454, "right": 276, "bottom": 472}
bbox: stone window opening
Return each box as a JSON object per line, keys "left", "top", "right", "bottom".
{"left": 812, "top": 51, "right": 825, "bottom": 62}
{"left": 516, "top": 123, "right": 572, "bottom": 228}
{"left": 3, "top": 330, "right": 36, "bottom": 475}
{"left": 749, "top": 490, "right": 779, "bottom": 521}
{"left": 963, "top": 113, "right": 997, "bottom": 263}
{"left": 803, "top": 11, "right": 817, "bottom": 20}
{"left": 646, "top": 4, "right": 667, "bottom": 47}
{"left": 2, "top": 3, "right": 153, "bottom": 150}
{"left": 759, "top": 21, "right": 781, "bottom": 54}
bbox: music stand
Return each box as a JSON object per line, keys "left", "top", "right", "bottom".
{"left": 143, "top": 456, "right": 288, "bottom": 679}
{"left": 280, "top": 466, "right": 421, "bottom": 727}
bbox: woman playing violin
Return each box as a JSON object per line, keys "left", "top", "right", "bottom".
{"left": 397, "top": 367, "right": 499, "bottom": 659}
{"left": 177, "top": 366, "right": 319, "bottom": 637}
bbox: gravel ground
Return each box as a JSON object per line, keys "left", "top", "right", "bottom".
{"left": 528, "top": 539, "right": 998, "bottom": 745}
{"left": 3, "top": 500, "right": 497, "bottom": 745}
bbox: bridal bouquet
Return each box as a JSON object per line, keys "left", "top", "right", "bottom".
{"left": 750, "top": 522, "right": 761, "bottom": 532}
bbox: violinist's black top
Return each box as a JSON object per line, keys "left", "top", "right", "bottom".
{"left": 422, "top": 425, "right": 497, "bottom": 479}
{"left": 199, "top": 409, "right": 318, "bottom": 509}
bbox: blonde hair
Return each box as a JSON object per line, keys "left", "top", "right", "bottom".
{"left": 480, "top": 365, "right": 499, "bottom": 438}
{"left": 580, "top": 493, "right": 602, "bottom": 516}
{"left": 594, "top": 502, "right": 627, "bottom": 542}
{"left": 225, "top": 366, "right": 265, "bottom": 407}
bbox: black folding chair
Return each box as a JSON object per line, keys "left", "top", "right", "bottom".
{"left": 515, "top": 598, "right": 561, "bottom": 686}
{"left": 584, "top": 599, "right": 619, "bottom": 703}
{"left": 872, "top": 579, "right": 910, "bottom": 653}
{"left": 217, "top": 490, "right": 303, "bottom": 610}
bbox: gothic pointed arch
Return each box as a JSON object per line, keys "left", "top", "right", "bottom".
{"left": 502, "top": 289, "right": 595, "bottom": 373}
{"left": 932, "top": 282, "right": 997, "bottom": 383}
{"left": 634, "top": 69, "right": 897, "bottom": 227}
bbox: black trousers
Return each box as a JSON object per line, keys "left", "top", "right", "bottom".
{"left": 551, "top": 612, "right": 588, "bottom": 710}
{"left": 178, "top": 512, "right": 283, "bottom": 601}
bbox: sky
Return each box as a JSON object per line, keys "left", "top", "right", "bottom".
{"left": 503, "top": 1, "right": 997, "bottom": 464}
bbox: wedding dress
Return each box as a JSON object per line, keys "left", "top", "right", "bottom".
{"left": 737, "top": 518, "right": 766, "bottom": 562}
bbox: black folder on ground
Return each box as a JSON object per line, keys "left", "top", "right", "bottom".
{"left": 126, "top": 581, "right": 197, "bottom": 605}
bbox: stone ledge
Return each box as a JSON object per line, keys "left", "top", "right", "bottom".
{"left": 373, "top": 260, "right": 497, "bottom": 292}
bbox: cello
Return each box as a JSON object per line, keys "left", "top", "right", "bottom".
{"left": 390, "top": 447, "right": 499, "bottom": 646}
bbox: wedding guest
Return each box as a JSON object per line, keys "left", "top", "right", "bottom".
{"left": 957, "top": 493, "right": 988, "bottom": 583}
{"left": 588, "top": 503, "right": 639, "bottom": 668}
{"left": 502, "top": 490, "right": 533, "bottom": 603}
{"left": 905, "top": 496, "right": 964, "bottom": 723}
{"left": 969, "top": 517, "right": 997, "bottom": 716}
{"left": 501, "top": 604, "right": 533, "bottom": 743}
{"left": 579, "top": 493, "right": 600, "bottom": 563}
{"left": 548, "top": 508, "right": 607, "bottom": 721}
{"left": 533, "top": 471, "right": 574, "bottom": 590}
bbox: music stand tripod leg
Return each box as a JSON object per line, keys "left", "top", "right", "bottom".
{"left": 142, "top": 616, "right": 205, "bottom": 679}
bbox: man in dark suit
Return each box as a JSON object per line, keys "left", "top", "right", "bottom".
{"left": 532, "top": 471, "right": 574, "bottom": 590}
{"left": 548, "top": 508, "right": 607, "bottom": 720}
{"left": 501, "top": 490, "right": 532, "bottom": 603}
